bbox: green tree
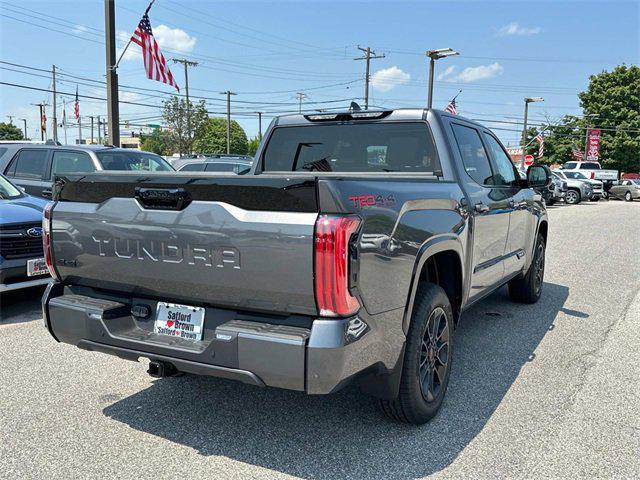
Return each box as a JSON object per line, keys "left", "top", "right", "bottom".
{"left": 193, "top": 117, "right": 248, "bottom": 155}
{"left": 534, "top": 116, "right": 584, "bottom": 166}
{"left": 162, "top": 96, "right": 209, "bottom": 155}
{"left": 0, "top": 122, "right": 24, "bottom": 140}
{"left": 140, "top": 129, "right": 172, "bottom": 155}
{"left": 578, "top": 65, "right": 640, "bottom": 173}
{"left": 247, "top": 136, "right": 260, "bottom": 156}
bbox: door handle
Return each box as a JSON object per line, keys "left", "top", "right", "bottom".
{"left": 474, "top": 202, "right": 489, "bottom": 213}
{"left": 42, "top": 189, "right": 52, "bottom": 198}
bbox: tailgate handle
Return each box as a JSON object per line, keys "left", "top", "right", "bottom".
{"left": 135, "top": 187, "right": 192, "bottom": 210}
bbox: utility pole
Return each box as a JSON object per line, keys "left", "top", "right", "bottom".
{"left": 62, "top": 100, "right": 68, "bottom": 144}
{"left": 426, "top": 48, "right": 459, "bottom": 109}
{"left": 255, "top": 112, "right": 263, "bottom": 139}
{"left": 90, "top": 116, "right": 94, "bottom": 144}
{"left": 172, "top": 58, "right": 198, "bottom": 152}
{"left": 220, "top": 90, "right": 237, "bottom": 154}
{"left": 33, "top": 103, "right": 48, "bottom": 141}
{"left": 78, "top": 115, "right": 83, "bottom": 144}
{"left": 105, "top": 0, "right": 120, "bottom": 146}
{"left": 7, "top": 115, "right": 14, "bottom": 124}
{"left": 19, "top": 118, "right": 27, "bottom": 139}
{"left": 97, "top": 115, "right": 102, "bottom": 144}
{"left": 296, "top": 92, "right": 307, "bottom": 113}
{"left": 52, "top": 65, "right": 58, "bottom": 143}
{"left": 354, "top": 46, "right": 385, "bottom": 110}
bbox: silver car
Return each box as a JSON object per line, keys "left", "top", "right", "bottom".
{"left": 609, "top": 179, "right": 640, "bottom": 201}
{"left": 561, "top": 171, "right": 603, "bottom": 201}
{"left": 552, "top": 171, "right": 593, "bottom": 204}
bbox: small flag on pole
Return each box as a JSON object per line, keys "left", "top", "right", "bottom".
{"left": 535, "top": 133, "right": 544, "bottom": 158}
{"left": 444, "top": 98, "right": 457, "bottom": 115}
{"left": 571, "top": 146, "right": 584, "bottom": 160}
{"left": 41, "top": 108, "right": 46, "bottom": 132}
{"left": 130, "top": 3, "right": 180, "bottom": 92}
{"left": 74, "top": 86, "right": 80, "bottom": 120}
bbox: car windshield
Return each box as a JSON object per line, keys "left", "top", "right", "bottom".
{"left": 96, "top": 151, "right": 173, "bottom": 171}
{"left": 262, "top": 122, "right": 440, "bottom": 173}
{"left": 565, "top": 172, "right": 587, "bottom": 180}
{"left": 0, "top": 175, "right": 23, "bottom": 200}
{"left": 0, "top": 175, "right": 22, "bottom": 199}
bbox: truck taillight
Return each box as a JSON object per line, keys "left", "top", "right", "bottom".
{"left": 43, "top": 202, "right": 59, "bottom": 280}
{"left": 314, "top": 215, "right": 361, "bottom": 317}
{"left": 590, "top": 171, "right": 595, "bottom": 179}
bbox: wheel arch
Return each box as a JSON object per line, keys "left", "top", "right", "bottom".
{"left": 402, "top": 235, "right": 465, "bottom": 334}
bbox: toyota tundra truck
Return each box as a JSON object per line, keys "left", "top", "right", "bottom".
{"left": 42, "top": 109, "right": 551, "bottom": 424}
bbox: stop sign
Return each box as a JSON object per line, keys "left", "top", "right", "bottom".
{"left": 524, "top": 155, "right": 534, "bottom": 167}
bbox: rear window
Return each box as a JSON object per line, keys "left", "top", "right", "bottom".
{"left": 262, "top": 122, "right": 440, "bottom": 174}
{"left": 563, "top": 162, "right": 577, "bottom": 170}
{"left": 205, "top": 162, "right": 239, "bottom": 172}
{"left": 96, "top": 151, "right": 173, "bottom": 171}
{"left": 9, "top": 149, "right": 48, "bottom": 179}
{"left": 579, "top": 162, "right": 600, "bottom": 170}
{"left": 179, "top": 163, "right": 206, "bottom": 172}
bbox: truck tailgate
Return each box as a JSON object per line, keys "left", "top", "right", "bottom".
{"left": 50, "top": 173, "right": 319, "bottom": 315}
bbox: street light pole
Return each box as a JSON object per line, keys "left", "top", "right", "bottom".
{"left": 426, "top": 48, "right": 459, "bottom": 109}
{"left": 521, "top": 97, "right": 544, "bottom": 167}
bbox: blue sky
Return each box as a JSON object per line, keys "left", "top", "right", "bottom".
{"left": 0, "top": 0, "right": 638, "bottom": 147}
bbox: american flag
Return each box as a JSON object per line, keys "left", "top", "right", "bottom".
{"left": 74, "top": 86, "right": 80, "bottom": 120}
{"left": 131, "top": 12, "right": 180, "bottom": 92}
{"left": 572, "top": 147, "right": 584, "bottom": 160}
{"left": 535, "top": 133, "right": 544, "bottom": 158}
{"left": 444, "top": 99, "right": 457, "bottom": 115}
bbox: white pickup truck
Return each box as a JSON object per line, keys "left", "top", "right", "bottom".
{"left": 561, "top": 161, "right": 618, "bottom": 181}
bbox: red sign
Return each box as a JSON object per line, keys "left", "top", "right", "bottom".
{"left": 586, "top": 129, "right": 601, "bottom": 161}
{"left": 524, "top": 155, "right": 534, "bottom": 167}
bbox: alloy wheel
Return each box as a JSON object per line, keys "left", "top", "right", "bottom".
{"left": 566, "top": 190, "right": 578, "bottom": 204}
{"left": 419, "top": 307, "right": 450, "bottom": 403}
{"left": 625, "top": 192, "right": 632, "bottom": 201}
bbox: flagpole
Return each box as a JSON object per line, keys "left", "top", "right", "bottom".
{"left": 113, "top": 0, "right": 157, "bottom": 70}
{"left": 63, "top": 100, "right": 68, "bottom": 145}
{"left": 78, "top": 115, "right": 82, "bottom": 144}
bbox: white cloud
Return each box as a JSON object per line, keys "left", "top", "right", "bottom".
{"left": 442, "top": 63, "right": 504, "bottom": 83}
{"left": 119, "top": 91, "right": 142, "bottom": 103}
{"left": 437, "top": 65, "right": 457, "bottom": 81}
{"left": 371, "top": 66, "right": 411, "bottom": 92}
{"left": 72, "top": 25, "right": 88, "bottom": 35}
{"left": 117, "top": 25, "right": 196, "bottom": 62}
{"left": 498, "top": 21, "right": 541, "bottom": 36}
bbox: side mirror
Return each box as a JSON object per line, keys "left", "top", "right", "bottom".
{"left": 527, "top": 164, "right": 552, "bottom": 189}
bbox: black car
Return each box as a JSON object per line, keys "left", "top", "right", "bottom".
{"left": 0, "top": 144, "right": 173, "bottom": 199}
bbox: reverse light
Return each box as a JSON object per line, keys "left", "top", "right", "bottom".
{"left": 314, "top": 215, "right": 361, "bottom": 317}
{"left": 43, "top": 202, "right": 59, "bottom": 280}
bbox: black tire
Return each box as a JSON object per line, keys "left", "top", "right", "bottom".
{"left": 590, "top": 196, "right": 600, "bottom": 202}
{"left": 565, "top": 189, "right": 581, "bottom": 205}
{"left": 509, "top": 234, "right": 546, "bottom": 304}
{"left": 379, "top": 283, "right": 454, "bottom": 425}
{"left": 625, "top": 191, "right": 633, "bottom": 202}
{"left": 547, "top": 198, "right": 556, "bottom": 206}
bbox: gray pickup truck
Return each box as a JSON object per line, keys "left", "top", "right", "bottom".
{"left": 42, "top": 109, "right": 551, "bottom": 424}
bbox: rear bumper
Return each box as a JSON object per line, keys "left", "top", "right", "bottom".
{"left": 42, "top": 283, "right": 405, "bottom": 396}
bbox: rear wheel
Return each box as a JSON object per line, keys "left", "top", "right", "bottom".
{"left": 509, "top": 233, "right": 545, "bottom": 304}
{"left": 625, "top": 191, "right": 633, "bottom": 202}
{"left": 379, "top": 283, "right": 453, "bottom": 425}
{"left": 565, "top": 189, "right": 580, "bottom": 205}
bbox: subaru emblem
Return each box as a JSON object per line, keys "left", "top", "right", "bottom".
{"left": 27, "top": 227, "right": 43, "bottom": 238}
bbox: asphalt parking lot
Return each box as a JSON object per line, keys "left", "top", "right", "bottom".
{"left": 1, "top": 200, "right": 639, "bottom": 480}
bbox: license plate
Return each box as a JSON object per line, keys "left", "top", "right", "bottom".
{"left": 154, "top": 302, "right": 205, "bottom": 341}
{"left": 27, "top": 258, "right": 48, "bottom": 277}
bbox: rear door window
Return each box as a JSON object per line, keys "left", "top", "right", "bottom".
{"left": 579, "top": 162, "right": 600, "bottom": 170}
{"left": 8, "top": 149, "right": 49, "bottom": 179}
{"left": 262, "top": 122, "right": 440, "bottom": 173}
{"left": 51, "top": 151, "right": 95, "bottom": 177}
{"left": 205, "top": 163, "right": 238, "bottom": 172}
{"left": 451, "top": 124, "right": 494, "bottom": 185}
{"left": 179, "top": 163, "right": 206, "bottom": 172}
